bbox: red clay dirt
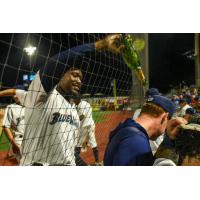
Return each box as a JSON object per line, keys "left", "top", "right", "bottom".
{"left": 0, "top": 150, "right": 18, "bottom": 166}
{"left": 81, "top": 111, "right": 133, "bottom": 164}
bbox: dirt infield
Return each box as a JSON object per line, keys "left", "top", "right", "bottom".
{"left": 0, "top": 111, "right": 133, "bottom": 166}
{"left": 0, "top": 150, "right": 18, "bottom": 166}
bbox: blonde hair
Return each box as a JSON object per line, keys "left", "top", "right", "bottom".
{"left": 140, "top": 102, "right": 166, "bottom": 118}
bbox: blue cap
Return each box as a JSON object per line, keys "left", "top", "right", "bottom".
{"left": 185, "top": 108, "right": 196, "bottom": 115}
{"left": 147, "top": 95, "right": 175, "bottom": 119}
{"left": 146, "top": 88, "right": 160, "bottom": 97}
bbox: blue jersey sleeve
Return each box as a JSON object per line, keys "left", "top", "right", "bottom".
{"left": 112, "top": 134, "right": 154, "bottom": 166}
{"left": 39, "top": 43, "right": 95, "bottom": 93}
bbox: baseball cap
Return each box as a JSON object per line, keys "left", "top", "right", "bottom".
{"left": 185, "top": 108, "right": 196, "bottom": 115}
{"left": 147, "top": 95, "right": 175, "bottom": 119}
{"left": 65, "top": 44, "right": 94, "bottom": 70}
{"left": 146, "top": 88, "right": 160, "bottom": 97}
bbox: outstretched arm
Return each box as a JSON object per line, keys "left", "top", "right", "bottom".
{"left": 0, "top": 89, "right": 26, "bottom": 106}
{"left": 39, "top": 34, "right": 123, "bottom": 93}
{"left": 20, "top": 34, "right": 123, "bottom": 107}
{"left": 0, "top": 89, "right": 16, "bottom": 97}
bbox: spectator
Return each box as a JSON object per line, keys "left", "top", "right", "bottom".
{"left": 155, "top": 123, "right": 200, "bottom": 166}
{"left": 174, "top": 98, "right": 192, "bottom": 117}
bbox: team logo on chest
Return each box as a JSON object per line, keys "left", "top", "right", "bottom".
{"left": 49, "top": 112, "right": 78, "bottom": 127}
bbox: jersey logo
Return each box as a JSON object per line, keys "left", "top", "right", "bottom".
{"left": 49, "top": 112, "right": 79, "bottom": 127}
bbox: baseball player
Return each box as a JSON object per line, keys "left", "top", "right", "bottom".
{"left": 74, "top": 98, "right": 100, "bottom": 166}
{"left": 0, "top": 89, "right": 27, "bottom": 161}
{"left": 2, "top": 96, "right": 25, "bottom": 161}
{"left": 0, "top": 34, "right": 123, "bottom": 166}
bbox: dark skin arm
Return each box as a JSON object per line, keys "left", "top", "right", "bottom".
{"left": 95, "top": 34, "right": 124, "bottom": 53}
{"left": 166, "top": 117, "right": 188, "bottom": 140}
{"left": 39, "top": 34, "right": 124, "bottom": 93}
{"left": 3, "top": 127, "right": 21, "bottom": 155}
{"left": 0, "top": 89, "right": 16, "bottom": 97}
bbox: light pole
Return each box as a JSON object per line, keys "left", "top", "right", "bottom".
{"left": 24, "top": 46, "right": 37, "bottom": 70}
{"left": 23, "top": 46, "right": 37, "bottom": 88}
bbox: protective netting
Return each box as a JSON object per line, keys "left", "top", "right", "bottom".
{"left": 0, "top": 33, "right": 134, "bottom": 166}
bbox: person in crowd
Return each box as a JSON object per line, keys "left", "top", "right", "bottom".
{"left": 173, "top": 98, "right": 192, "bottom": 118}
{"left": 154, "top": 123, "right": 200, "bottom": 166}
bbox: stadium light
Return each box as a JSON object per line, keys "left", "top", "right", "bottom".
{"left": 24, "top": 46, "right": 37, "bottom": 56}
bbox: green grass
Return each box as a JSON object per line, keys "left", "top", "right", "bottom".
{"left": 0, "top": 130, "right": 10, "bottom": 151}
{"left": 92, "top": 111, "right": 118, "bottom": 123}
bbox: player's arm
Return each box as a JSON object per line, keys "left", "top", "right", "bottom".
{"left": 0, "top": 89, "right": 26, "bottom": 106}
{"left": 3, "top": 127, "right": 14, "bottom": 143}
{"left": 39, "top": 34, "right": 123, "bottom": 93}
{"left": 3, "top": 127, "right": 20, "bottom": 155}
{"left": 0, "top": 89, "right": 16, "bottom": 97}
{"left": 166, "top": 117, "right": 187, "bottom": 140}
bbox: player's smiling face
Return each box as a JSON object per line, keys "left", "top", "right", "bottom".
{"left": 59, "top": 69, "right": 83, "bottom": 96}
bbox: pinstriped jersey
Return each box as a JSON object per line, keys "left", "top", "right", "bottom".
{"left": 2, "top": 104, "right": 25, "bottom": 142}
{"left": 17, "top": 73, "right": 80, "bottom": 165}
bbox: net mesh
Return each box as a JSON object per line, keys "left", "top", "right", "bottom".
{"left": 0, "top": 33, "right": 136, "bottom": 165}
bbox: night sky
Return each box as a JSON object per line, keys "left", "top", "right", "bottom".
{"left": 0, "top": 33, "right": 196, "bottom": 98}
{"left": 149, "top": 33, "right": 195, "bottom": 93}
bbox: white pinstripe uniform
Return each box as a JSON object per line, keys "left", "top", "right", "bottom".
{"left": 2, "top": 103, "right": 25, "bottom": 147}
{"left": 16, "top": 73, "right": 80, "bottom": 166}
{"left": 76, "top": 100, "right": 97, "bottom": 148}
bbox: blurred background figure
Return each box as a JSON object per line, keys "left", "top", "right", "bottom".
{"left": 2, "top": 93, "right": 25, "bottom": 163}
{"left": 173, "top": 98, "right": 192, "bottom": 117}
{"left": 155, "top": 123, "right": 200, "bottom": 166}
{"left": 175, "top": 124, "right": 200, "bottom": 166}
